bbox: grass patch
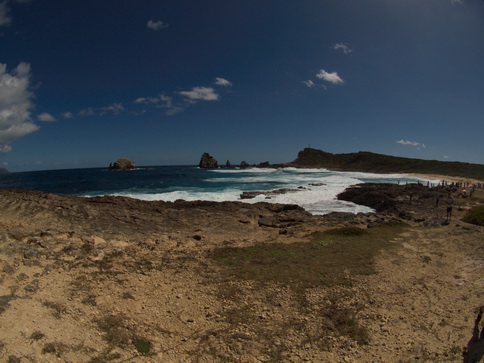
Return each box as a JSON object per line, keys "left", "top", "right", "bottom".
{"left": 212, "top": 226, "right": 394, "bottom": 288}
{"left": 210, "top": 223, "right": 406, "bottom": 353}
{"left": 134, "top": 338, "right": 152, "bottom": 355}
{"left": 30, "top": 331, "right": 45, "bottom": 340}
{"left": 462, "top": 206, "right": 484, "bottom": 226}
{"left": 95, "top": 313, "right": 131, "bottom": 347}
{"left": 42, "top": 342, "right": 68, "bottom": 356}
{"left": 42, "top": 300, "right": 67, "bottom": 319}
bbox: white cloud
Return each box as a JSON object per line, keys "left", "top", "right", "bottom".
{"left": 179, "top": 87, "right": 220, "bottom": 101}
{"left": 147, "top": 19, "right": 169, "bottom": 30}
{"left": 302, "top": 80, "right": 315, "bottom": 88}
{"left": 0, "top": 0, "right": 31, "bottom": 27}
{"left": 0, "top": 62, "right": 39, "bottom": 152}
{"left": 396, "top": 139, "right": 426, "bottom": 149}
{"left": 316, "top": 69, "right": 344, "bottom": 85}
{"left": 158, "top": 94, "right": 183, "bottom": 115}
{"left": 0, "top": 1, "right": 12, "bottom": 26}
{"left": 61, "top": 111, "right": 73, "bottom": 119}
{"left": 134, "top": 96, "right": 160, "bottom": 105}
{"left": 333, "top": 43, "right": 353, "bottom": 54}
{"left": 214, "top": 77, "right": 232, "bottom": 87}
{"left": 37, "top": 112, "right": 56, "bottom": 122}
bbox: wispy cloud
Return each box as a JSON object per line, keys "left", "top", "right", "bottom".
{"left": 214, "top": 77, "right": 232, "bottom": 87}
{"left": 302, "top": 80, "right": 315, "bottom": 88}
{"left": 0, "top": 0, "right": 31, "bottom": 27}
{"left": 134, "top": 78, "right": 232, "bottom": 115}
{"left": 0, "top": 62, "right": 39, "bottom": 152}
{"left": 37, "top": 112, "right": 56, "bottom": 122}
{"left": 157, "top": 94, "right": 184, "bottom": 115}
{"left": 78, "top": 103, "right": 125, "bottom": 117}
{"left": 333, "top": 43, "right": 353, "bottom": 54}
{"left": 450, "top": 0, "right": 463, "bottom": 4}
{"left": 0, "top": 1, "right": 12, "bottom": 26}
{"left": 316, "top": 69, "right": 344, "bottom": 85}
{"left": 179, "top": 87, "right": 220, "bottom": 101}
{"left": 134, "top": 96, "right": 160, "bottom": 105}
{"left": 396, "top": 139, "right": 426, "bottom": 149}
{"left": 147, "top": 19, "right": 169, "bottom": 30}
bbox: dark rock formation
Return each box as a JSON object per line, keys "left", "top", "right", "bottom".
{"left": 0, "top": 168, "right": 9, "bottom": 174}
{"left": 239, "top": 161, "right": 250, "bottom": 169}
{"left": 258, "top": 162, "right": 270, "bottom": 168}
{"left": 337, "top": 183, "right": 444, "bottom": 225}
{"left": 199, "top": 153, "right": 218, "bottom": 168}
{"left": 109, "top": 158, "right": 136, "bottom": 170}
{"left": 225, "top": 160, "right": 233, "bottom": 168}
{"left": 240, "top": 188, "right": 305, "bottom": 200}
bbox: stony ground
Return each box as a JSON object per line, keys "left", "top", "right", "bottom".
{"left": 0, "top": 184, "right": 483, "bottom": 362}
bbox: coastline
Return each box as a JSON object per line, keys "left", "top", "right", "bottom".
{"left": 405, "top": 172, "right": 483, "bottom": 185}
{"left": 0, "top": 184, "right": 483, "bottom": 361}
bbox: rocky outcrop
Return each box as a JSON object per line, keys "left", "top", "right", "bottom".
{"left": 0, "top": 168, "right": 9, "bottom": 174}
{"left": 199, "top": 153, "right": 218, "bottom": 168}
{"left": 109, "top": 158, "right": 136, "bottom": 170}
{"left": 239, "top": 161, "right": 250, "bottom": 169}
{"left": 240, "top": 188, "right": 307, "bottom": 200}
{"left": 337, "top": 183, "right": 445, "bottom": 225}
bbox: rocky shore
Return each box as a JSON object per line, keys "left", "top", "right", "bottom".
{"left": 0, "top": 183, "right": 483, "bottom": 362}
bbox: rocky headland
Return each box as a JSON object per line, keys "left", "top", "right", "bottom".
{"left": 0, "top": 180, "right": 483, "bottom": 361}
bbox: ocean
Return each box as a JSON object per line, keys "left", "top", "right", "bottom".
{"left": 0, "top": 166, "right": 436, "bottom": 215}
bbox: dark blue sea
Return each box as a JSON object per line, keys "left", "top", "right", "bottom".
{"left": 0, "top": 166, "right": 435, "bottom": 215}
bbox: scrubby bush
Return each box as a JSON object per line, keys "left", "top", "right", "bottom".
{"left": 462, "top": 206, "right": 484, "bottom": 226}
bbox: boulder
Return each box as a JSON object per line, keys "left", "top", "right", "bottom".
{"left": 198, "top": 153, "right": 218, "bottom": 168}
{"left": 109, "top": 158, "right": 136, "bottom": 170}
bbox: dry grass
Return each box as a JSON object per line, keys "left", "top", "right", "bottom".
{"left": 209, "top": 222, "right": 408, "bottom": 354}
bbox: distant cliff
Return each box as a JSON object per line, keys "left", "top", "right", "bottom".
{"left": 287, "top": 148, "right": 484, "bottom": 180}
{"left": 0, "top": 168, "right": 8, "bottom": 174}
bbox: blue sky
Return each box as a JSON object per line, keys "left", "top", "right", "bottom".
{"left": 1, "top": 0, "right": 483, "bottom": 172}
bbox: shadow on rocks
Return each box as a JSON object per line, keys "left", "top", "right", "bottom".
{"left": 463, "top": 306, "right": 484, "bottom": 363}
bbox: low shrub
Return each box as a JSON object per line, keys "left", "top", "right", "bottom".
{"left": 462, "top": 206, "right": 484, "bottom": 226}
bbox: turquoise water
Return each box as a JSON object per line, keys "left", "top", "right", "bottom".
{"left": 0, "top": 166, "right": 434, "bottom": 215}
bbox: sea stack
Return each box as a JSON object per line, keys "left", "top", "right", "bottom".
{"left": 109, "top": 158, "right": 136, "bottom": 170}
{"left": 198, "top": 153, "right": 218, "bottom": 168}
{"left": 239, "top": 161, "right": 250, "bottom": 169}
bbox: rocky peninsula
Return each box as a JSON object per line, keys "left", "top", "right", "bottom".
{"left": 0, "top": 178, "right": 483, "bottom": 362}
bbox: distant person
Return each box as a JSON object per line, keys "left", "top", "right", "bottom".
{"left": 462, "top": 189, "right": 467, "bottom": 198}
{"left": 446, "top": 194, "right": 454, "bottom": 223}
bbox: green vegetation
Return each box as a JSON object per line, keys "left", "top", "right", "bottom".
{"left": 134, "top": 338, "right": 152, "bottom": 355}
{"left": 462, "top": 206, "right": 484, "bottom": 226}
{"left": 213, "top": 225, "right": 399, "bottom": 288}
{"left": 210, "top": 223, "right": 407, "bottom": 351}
{"left": 287, "top": 148, "right": 484, "bottom": 180}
